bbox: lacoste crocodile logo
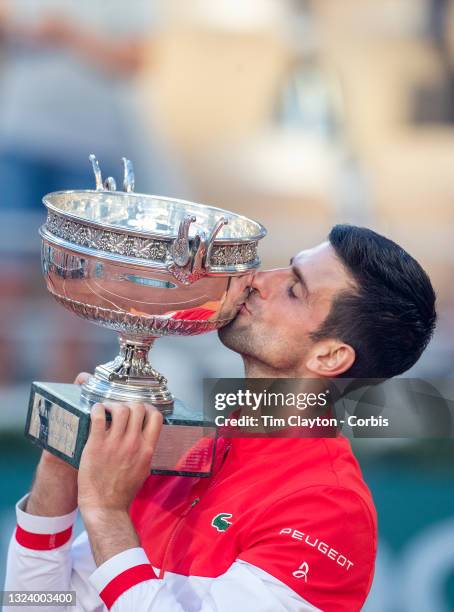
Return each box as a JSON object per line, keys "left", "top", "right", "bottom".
{"left": 211, "top": 513, "right": 233, "bottom": 532}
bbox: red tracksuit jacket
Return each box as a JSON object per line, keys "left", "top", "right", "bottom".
{"left": 5, "top": 436, "right": 377, "bottom": 611}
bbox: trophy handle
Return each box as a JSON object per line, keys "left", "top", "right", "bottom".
{"left": 170, "top": 215, "right": 196, "bottom": 267}
{"left": 122, "top": 157, "right": 135, "bottom": 193}
{"left": 89, "top": 154, "right": 104, "bottom": 191}
{"left": 168, "top": 216, "right": 229, "bottom": 284}
{"left": 190, "top": 228, "right": 208, "bottom": 277}
{"left": 205, "top": 217, "right": 228, "bottom": 267}
{"left": 88, "top": 154, "right": 135, "bottom": 194}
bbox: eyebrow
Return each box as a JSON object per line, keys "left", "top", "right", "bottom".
{"left": 289, "top": 257, "right": 309, "bottom": 297}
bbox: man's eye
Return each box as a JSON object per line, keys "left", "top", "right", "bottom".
{"left": 288, "top": 284, "right": 298, "bottom": 299}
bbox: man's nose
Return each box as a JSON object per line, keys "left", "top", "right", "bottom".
{"left": 250, "top": 268, "right": 285, "bottom": 298}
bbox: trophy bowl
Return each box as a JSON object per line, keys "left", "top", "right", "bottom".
{"left": 25, "top": 155, "right": 266, "bottom": 475}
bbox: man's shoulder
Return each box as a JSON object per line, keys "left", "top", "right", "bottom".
{"left": 259, "top": 436, "right": 374, "bottom": 503}
{"left": 238, "top": 443, "right": 377, "bottom": 612}
{"left": 256, "top": 480, "right": 377, "bottom": 538}
{"left": 228, "top": 436, "right": 377, "bottom": 533}
{"left": 302, "top": 437, "right": 376, "bottom": 522}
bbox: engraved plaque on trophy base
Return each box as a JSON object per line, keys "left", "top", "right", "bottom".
{"left": 26, "top": 382, "right": 217, "bottom": 477}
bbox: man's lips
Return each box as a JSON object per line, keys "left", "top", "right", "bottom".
{"left": 239, "top": 302, "right": 251, "bottom": 315}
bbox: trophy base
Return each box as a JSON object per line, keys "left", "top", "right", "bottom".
{"left": 26, "top": 382, "right": 217, "bottom": 477}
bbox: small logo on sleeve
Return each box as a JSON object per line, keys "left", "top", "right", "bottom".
{"left": 292, "top": 561, "right": 309, "bottom": 581}
{"left": 279, "top": 528, "right": 354, "bottom": 571}
{"left": 211, "top": 513, "right": 233, "bottom": 532}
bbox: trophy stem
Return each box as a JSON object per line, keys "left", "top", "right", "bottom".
{"left": 80, "top": 334, "right": 174, "bottom": 414}
{"left": 109, "top": 335, "right": 165, "bottom": 384}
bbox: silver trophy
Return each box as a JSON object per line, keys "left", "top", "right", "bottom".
{"left": 26, "top": 155, "right": 266, "bottom": 476}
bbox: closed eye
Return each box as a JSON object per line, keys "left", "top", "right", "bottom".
{"left": 288, "top": 284, "right": 298, "bottom": 299}
{"left": 289, "top": 257, "right": 310, "bottom": 299}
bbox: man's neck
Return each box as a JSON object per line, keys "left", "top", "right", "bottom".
{"left": 242, "top": 357, "right": 330, "bottom": 400}
{"left": 243, "top": 356, "right": 304, "bottom": 379}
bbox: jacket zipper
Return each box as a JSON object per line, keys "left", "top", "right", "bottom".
{"left": 158, "top": 441, "right": 232, "bottom": 578}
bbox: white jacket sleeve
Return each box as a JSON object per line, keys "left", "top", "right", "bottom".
{"left": 4, "top": 494, "right": 102, "bottom": 612}
{"left": 5, "top": 493, "right": 76, "bottom": 592}
{"left": 4, "top": 495, "right": 320, "bottom": 612}
{"left": 88, "top": 547, "right": 321, "bottom": 612}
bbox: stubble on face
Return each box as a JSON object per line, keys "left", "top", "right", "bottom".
{"left": 218, "top": 311, "right": 254, "bottom": 356}
{"left": 218, "top": 309, "right": 309, "bottom": 376}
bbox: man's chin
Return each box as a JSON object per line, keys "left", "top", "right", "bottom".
{"left": 217, "top": 320, "right": 234, "bottom": 346}
{"left": 218, "top": 318, "right": 248, "bottom": 353}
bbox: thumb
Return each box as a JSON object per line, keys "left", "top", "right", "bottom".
{"left": 74, "top": 372, "right": 91, "bottom": 386}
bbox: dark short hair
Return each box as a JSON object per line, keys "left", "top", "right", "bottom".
{"left": 311, "top": 225, "right": 437, "bottom": 378}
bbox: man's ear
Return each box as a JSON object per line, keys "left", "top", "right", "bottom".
{"left": 305, "top": 340, "right": 355, "bottom": 377}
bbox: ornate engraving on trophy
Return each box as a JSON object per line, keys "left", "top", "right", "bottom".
{"left": 28, "top": 393, "right": 79, "bottom": 458}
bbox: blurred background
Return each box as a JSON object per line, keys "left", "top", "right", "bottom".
{"left": 1, "top": 0, "right": 454, "bottom": 609}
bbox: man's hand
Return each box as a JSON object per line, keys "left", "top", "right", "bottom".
{"left": 77, "top": 401, "right": 162, "bottom": 566}
{"left": 78, "top": 402, "right": 163, "bottom": 514}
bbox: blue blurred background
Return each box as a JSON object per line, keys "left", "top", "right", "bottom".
{"left": 1, "top": 1, "right": 454, "bottom": 610}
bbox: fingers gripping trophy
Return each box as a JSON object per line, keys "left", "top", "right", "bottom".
{"left": 26, "top": 155, "right": 266, "bottom": 477}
